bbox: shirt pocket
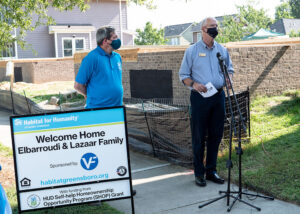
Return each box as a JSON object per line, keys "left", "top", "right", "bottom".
{"left": 193, "top": 53, "right": 209, "bottom": 72}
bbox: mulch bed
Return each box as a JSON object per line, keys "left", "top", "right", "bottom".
{"left": 0, "top": 155, "right": 15, "bottom": 189}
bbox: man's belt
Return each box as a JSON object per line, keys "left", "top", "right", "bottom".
{"left": 217, "top": 88, "right": 223, "bottom": 93}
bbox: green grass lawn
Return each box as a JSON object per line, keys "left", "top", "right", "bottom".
{"left": 217, "top": 90, "right": 300, "bottom": 204}
{"left": 0, "top": 143, "right": 13, "bottom": 156}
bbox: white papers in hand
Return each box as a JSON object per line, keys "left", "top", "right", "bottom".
{"left": 200, "top": 82, "right": 218, "bottom": 98}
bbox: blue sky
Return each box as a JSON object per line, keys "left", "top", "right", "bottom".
{"left": 127, "top": 0, "right": 282, "bottom": 30}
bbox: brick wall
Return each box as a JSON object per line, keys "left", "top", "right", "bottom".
{"left": 122, "top": 51, "right": 185, "bottom": 98}
{"left": 229, "top": 45, "right": 300, "bottom": 96}
{"left": 14, "top": 63, "right": 34, "bottom": 83}
{"left": 30, "top": 60, "right": 74, "bottom": 83}
{"left": 0, "top": 58, "right": 74, "bottom": 84}
{"left": 74, "top": 44, "right": 300, "bottom": 98}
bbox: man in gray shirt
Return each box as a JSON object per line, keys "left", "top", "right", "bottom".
{"left": 179, "top": 17, "right": 234, "bottom": 187}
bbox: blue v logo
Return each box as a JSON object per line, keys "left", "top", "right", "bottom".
{"left": 80, "top": 153, "right": 98, "bottom": 170}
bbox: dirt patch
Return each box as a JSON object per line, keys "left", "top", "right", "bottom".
{"left": 0, "top": 155, "right": 15, "bottom": 189}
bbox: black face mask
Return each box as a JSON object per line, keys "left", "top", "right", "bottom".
{"left": 207, "top": 27, "right": 218, "bottom": 38}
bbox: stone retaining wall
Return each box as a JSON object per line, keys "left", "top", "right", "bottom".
{"left": 74, "top": 44, "right": 300, "bottom": 98}
{"left": 0, "top": 90, "right": 46, "bottom": 115}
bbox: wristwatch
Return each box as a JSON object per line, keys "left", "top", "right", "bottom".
{"left": 190, "top": 81, "right": 194, "bottom": 88}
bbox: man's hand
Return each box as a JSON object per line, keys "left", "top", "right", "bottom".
{"left": 183, "top": 78, "right": 207, "bottom": 93}
{"left": 74, "top": 82, "right": 87, "bottom": 99}
{"left": 193, "top": 82, "right": 207, "bottom": 93}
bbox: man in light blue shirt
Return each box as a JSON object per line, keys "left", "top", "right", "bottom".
{"left": 75, "top": 26, "right": 123, "bottom": 109}
{"left": 179, "top": 17, "right": 234, "bottom": 187}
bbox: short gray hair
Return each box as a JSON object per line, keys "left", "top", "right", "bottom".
{"left": 96, "top": 26, "right": 115, "bottom": 46}
{"left": 200, "top": 17, "right": 216, "bottom": 34}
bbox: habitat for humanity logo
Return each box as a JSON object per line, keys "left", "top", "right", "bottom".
{"left": 14, "top": 119, "right": 22, "bottom": 126}
{"left": 27, "top": 194, "right": 41, "bottom": 208}
{"left": 80, "top": 153, "right": 98, "bottom": 170}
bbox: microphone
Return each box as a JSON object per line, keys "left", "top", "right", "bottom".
{"left": 216, "top": 52, "right": 224, "bottom": 61}
{"left": 216, "top": 52, "right": 226, "bottom": 74}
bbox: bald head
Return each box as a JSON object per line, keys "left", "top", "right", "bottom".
{"left": 200, "top": 17, "right": 219, "bottom": 47}
{"left": 201, "top": 17, "right": 218, "bottom": 33}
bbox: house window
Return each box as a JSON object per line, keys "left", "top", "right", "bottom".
{"left": 1, "top": 43, "right": 16, "bottom": 58}
{"left": 171, "top": 37, "right": 179, "bottom": 45}
{"left": 62, "top": 38, "right": 85, "bottom": 57}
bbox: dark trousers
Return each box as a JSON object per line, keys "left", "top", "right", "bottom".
{"left": 190, "top": 90, "right": 225, "bottom": 177}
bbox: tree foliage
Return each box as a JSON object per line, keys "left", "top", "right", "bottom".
{"left": 0, "top": 0, "right": 88, "bottom": 55}
{"left": 129, "top": 0, "right": 190, "bottom": 9}
{"left": 216, "top": 3, "right": 272, "bottom": 43}
{"left": 134, "top": 22, "right": 167, "bottom": 45}
{"left": 129, "top": 0, "right": 156, "bottom": 9}
{"left": 289, "top": 0, "right": 300, "bottom": 18}
{"left": 0, "top": 0, "right": 159, "bottom": 56}
{"left": 275, "top": 0, "right": 294, "bottom": 20}
{"left": 289, "top": 29, "right": 300, "bottom": 37}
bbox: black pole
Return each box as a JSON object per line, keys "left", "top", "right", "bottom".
{"left": 23, "top": 90, "right": 32, "bottom": 115}
{"left": 221, "top": 57, "right": 247, "bottom": 133}
{"left": 238, "top": 120, "right": 242, "bottom": 198}
{"left": 10, "top": 85, "right": 15, "bottom": 115}
{"left": 142, "top": 100, "right": 156, "bottom": 157}
{"left": 217, "top": 53, "right": 238, "bottom": 136}
{"left": 247, "top": 87, "right": 251, "bottom": 138}
{"left": 226, "top": 120, "right": 233, "bottom": 205}
{"left": 218, "top": 52, "right": 236, "bottom": 206}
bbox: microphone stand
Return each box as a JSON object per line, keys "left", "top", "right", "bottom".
{"left": 198, "top": 53, "right": 274, "bottom": 212}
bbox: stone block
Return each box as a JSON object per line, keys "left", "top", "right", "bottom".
{"left": 48, "top": 96, "right": 59, "bottom": 105}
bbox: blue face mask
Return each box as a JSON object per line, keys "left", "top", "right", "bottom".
{"left": 110, "top": 39, "right": 121, "bottom": 50}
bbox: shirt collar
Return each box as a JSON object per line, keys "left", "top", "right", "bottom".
{"left": 96, "top": 46, "right": 115, "bottom": 57}
{"left": 199, "top": 40, "right": 216, "bottom": 49}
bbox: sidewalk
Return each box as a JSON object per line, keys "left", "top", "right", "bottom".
{"left": 109, "top": 151, "right": 300, "bottom": 214}
{"left": 108, "top": 151, "right": 300, "bottom": 214}
{"left": 0, "top": 109, "right": 300, "bottom": 214}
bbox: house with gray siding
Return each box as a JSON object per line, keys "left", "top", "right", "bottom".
{"left": 164, "top": 23, "right": 194, "bottom": 45}
{"left": 5, "top": 0, "right": 134, "bottom": 59}
{"left": 270, "top": 18, "right": 300, "bottom": 35}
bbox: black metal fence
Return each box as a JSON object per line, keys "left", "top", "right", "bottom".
{"left": 124, "top": 90, "right": 250, "bottom": 167}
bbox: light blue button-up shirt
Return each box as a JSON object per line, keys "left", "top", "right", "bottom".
{"left": 179, "top": 40, "right": 234, "bottom": 90}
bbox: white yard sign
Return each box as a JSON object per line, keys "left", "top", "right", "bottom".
{"left": 10, "top": 107, "right": 134, "bottom": 212}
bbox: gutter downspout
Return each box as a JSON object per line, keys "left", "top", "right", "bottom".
{"left": 54, "top": 32, "right": 58, "bottom": 58}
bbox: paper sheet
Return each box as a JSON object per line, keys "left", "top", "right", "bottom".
{"left": 200, "top": 82, "right": 218, "bottom": 98}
